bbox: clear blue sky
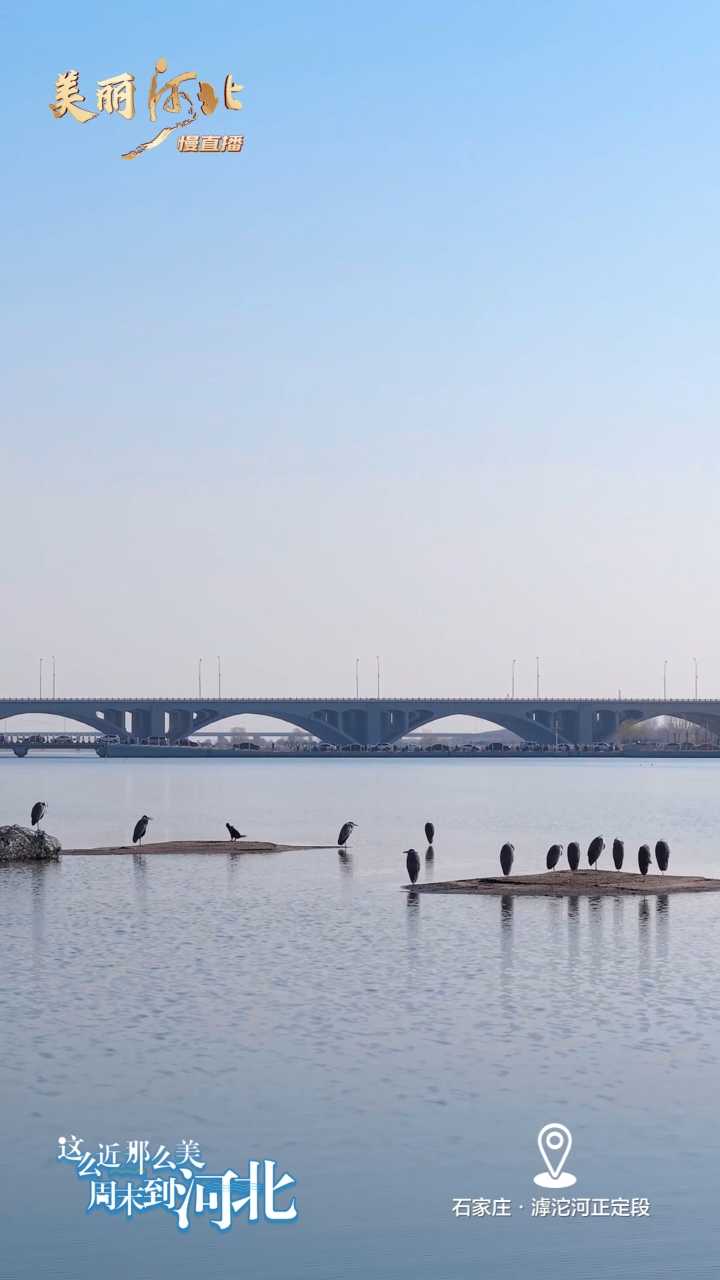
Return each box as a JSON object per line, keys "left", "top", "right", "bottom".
{"left": 3, "top": 1, "right": 720, "bottom": 703}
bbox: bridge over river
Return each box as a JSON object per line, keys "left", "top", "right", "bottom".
{"left": 0, "top": 697, "right": 717, "bottom": 749}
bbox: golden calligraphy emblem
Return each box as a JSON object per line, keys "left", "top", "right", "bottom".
{"left": 197, "top": 82, "right": 219, "bottom": 115}
{"left": 50, "top": 59, "right": 247, "bottom": 159}
{"left": 123, "top": 57, "right": 198, "bottom": 159}
{"left": 147, "top": 57, "right": 197, "bottom": 121}
{"left": 177, "top": 134, "right": 245, "bottom": 153}
{"left": 49, "top": 70, "right": 96, "bottom": 123}
{"left": 224, "top": 75, "right": 244, "bottom": 110}
{"left": 96, "top": 73, "right": 135, "bottom": 119}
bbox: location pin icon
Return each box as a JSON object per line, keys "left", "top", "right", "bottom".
{"left": 538, "top": 1123, "right": 572, "bottom": 1180}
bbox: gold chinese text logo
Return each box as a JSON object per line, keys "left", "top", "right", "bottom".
{"left": 177, "top": 136, "right": 245, "bottom": 153}
{"left": 49, "top": 58, "right": 246, "bottom": 160}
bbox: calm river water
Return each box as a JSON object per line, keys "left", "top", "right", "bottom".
{"left": 2, "top": 756, "right": 720, "bottom": 1279}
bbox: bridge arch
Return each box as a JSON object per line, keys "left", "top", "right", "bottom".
{"left": 382, "top": 706, "right": 565, "bottom": 747}
{"left": 619, "top": 711, "right": 720, "bottom": 744}
{"left": 180, "top": 704, "right": 359, "bottom": 747}
{"left": 0, "top": 705, "right": 126, "bottom": 738}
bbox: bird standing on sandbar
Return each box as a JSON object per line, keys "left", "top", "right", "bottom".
{"left": 500, "top": 843, "right": 514, "bottom": 876}
{"left": 612, "top": 838, "right": 624, "bottom": 870}
{"left": 638, "top": 844, "right": 652, "bottom": 876}
{"left": 567, "top": 842, "right": 580, "bottom": 871}
{"left": 406, "top": 848, "right": 421, "bottom": 884}
{"left": 424, "top": 821, "right": 435, "bottom": 845}
{"left": 655, "top": 840, "right": 670, "bottom": 873}
{"left": 31, "top": 801, "right": 47, "bottom": 828}
{"left": 588, "top": 835, "right": 605, "bottom": 869}
{"left": 546, "top": 843, "right": 563, "bottom": 870}
{"left": 226, "top": 823, "right": 245, "bottom": 841}
{"left": 132, "top": 815, "right": 152, "bottom": 847}
{"left": 337, "top": 821, "right": 357, "bottom": 850}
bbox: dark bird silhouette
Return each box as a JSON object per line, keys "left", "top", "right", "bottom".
{"left": 132, "top": 815, "right": 152, "bottom": 847}
{"left": 546, "top": 843, "right": 563, "bottom": 870}
{"left": 424, "top": 821, "right": 435, "bottom": 845}
{"left": 588, "top": 835, "right": 605, "bottom": 869}
{"left": 31, "top": 801, "right": 47, "bottom": 827}
{"left": 226, "top": 823, "right": 245, "bottom": 841}
{"left": 655, "top": 840, "right": 670, "bottom": 874}
{"left": 612, "top": 838, "right": 624, "bottom": 871}
{"left": 406, "top": 848, "right": 421, "bottom": 884}
{"left": 500, "top": 843, "right": 515, "bottom": 876}
{"left": 337, "top": 821, "right": 357, "bottom": 849}
{"left": 638, "top": 844, "right": 652, "bottom": 876}
{"left": 567, "top": 842, "right": 580, "bottom": 871}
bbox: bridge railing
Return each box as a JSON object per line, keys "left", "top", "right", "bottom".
{"left": 2, "top": 696, "right": 720, "bottom": 706}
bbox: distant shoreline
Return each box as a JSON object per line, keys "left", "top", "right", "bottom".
{"left": 6, "top": 745, "right": 719, "bottom": 761}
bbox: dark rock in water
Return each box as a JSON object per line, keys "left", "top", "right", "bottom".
{"left": 0, "top": 825, "right": 61, "bottom": 862}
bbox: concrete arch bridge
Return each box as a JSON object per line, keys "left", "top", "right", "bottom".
{"left": 0, "top": 697, "right": 718, "bottom": 748}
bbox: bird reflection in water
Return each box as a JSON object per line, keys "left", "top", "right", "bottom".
{"left": 586, "top": 894, "right": 604, "bottom": 984}
{"left": 227, "top": 848, "right": 245, "bottom": 889}
{"left": 567, "top": 895, "right": 580, "bottom": 969}
{"left": 546, "top": 893, "right": 563, "bottom": 936}
{"left": 655, "top": 893, "right": 669, "bottom": 955}
{"left": 637, "top": 896, "right": 652, "bottom": 979}
{"left": 337, "top": 850, "right": 353, "bottom": 876}
{"left": 499, "top": 895, "right": 516, "bottom": 1022}
{"left": 612, "top": 893, "right": 624, "bottom": 927}
{"left": 587, "top": 893, "right": 604, "bottom": 936}
{"left": 405, "top": 887, "right": 420, "bottom": 942}
{"left": 132, "top": 851, "right": 148, "bottom": 911}
{"left": 30, "top": 862, "right": 48, "bottom": 956}
{"left": 500, "top": 895, "right": 513, "bottom": 961}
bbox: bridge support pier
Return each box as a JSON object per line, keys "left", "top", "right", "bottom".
{"left": 131, "top": 708, "right": 167, "bottom": 739}
{"left": 365, "top": 709, "right": 385, "bottom": 747}
{"left": 337, "top": 708, "right": 363, "bottom": 744}
{"left": 596, "top": 709, "right": 619, "bottom": 741}
{"left": 103, "top": 707, "right": 128, "bottom": 738}
{"left": 380, "top": 708, "right": 408, "bottom": 741}
{"left": 576, "top": 708, "right": 594, "bottom": 747}
{"left": 169, "top": 710, "right": 193, "bottom": 741}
